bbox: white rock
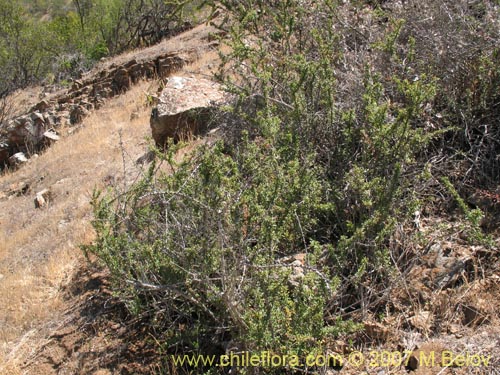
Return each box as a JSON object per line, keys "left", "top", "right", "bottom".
{"left": 34, "top": 188, "right": 52, "bottom": 209}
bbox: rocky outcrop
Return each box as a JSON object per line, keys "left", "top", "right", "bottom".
{"left": 150, "top": 76, "right": 228, "bottom": 146}
{"left": 0, "top": 50, "right": 203, "bottom": 166}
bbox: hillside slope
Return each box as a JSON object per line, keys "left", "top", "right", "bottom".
{"left": 0, "top": 22, "right": 222, "bottom": 374}
{"left": 1, "top": 2, "right": 499, "bottom": 374}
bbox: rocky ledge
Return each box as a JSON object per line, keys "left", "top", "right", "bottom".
{"left": 0, "top": 29, "right": 221, "bottom": 168}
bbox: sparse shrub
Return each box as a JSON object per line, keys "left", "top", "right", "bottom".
{"left": 86, "top": 131, "right": 340, "bottom": 361}
{"left": 86, "top": 0, "right": 499, "bottom": 372}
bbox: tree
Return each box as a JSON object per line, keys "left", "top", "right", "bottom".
{"left": 0, "top": 0, "right": 50, "bottom": 91}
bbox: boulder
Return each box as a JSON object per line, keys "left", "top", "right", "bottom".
{"left": 6, "top": 116, "right": 46, "bottom": 146}
{"left": 9, "top": 152, "right": 28, "bottom": 167}
{"left": 31, "top": 111, "right": 45, "bottom": 125}
{"left": 150, "top": 76, "right": 228, "bottom": 146}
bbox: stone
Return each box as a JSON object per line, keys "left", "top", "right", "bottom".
{"left": 44, "top": 129, "right": 60, "bottom": 141}
{"left": 157, "top": 55, "right": 187, "bottom": 77}
{"left": 34, "top": 188, "right": 52, "bottom": 208}
{"left": 45, "top": 114, "right": 57, "bottom": 127}
{"left": 30, "top": 100, "right": 50, "bottom": 112}
{"left": 30, "top": 111, "right": 45, "bottom": 123}
{"left": 150, "top": 76, "right": 228, "bottom": 146}
{"left": 8, "top": 152, "right": 28, "bottom": 166}
{"left": 112, "top": 68, "right": 130, "bottom": 93}
{"left": 70, "top": 105, "right": 89, "bottom": 125}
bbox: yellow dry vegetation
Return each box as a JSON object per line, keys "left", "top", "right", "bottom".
{"left": 0, "top": 79, "right": 157, "bottom": 372}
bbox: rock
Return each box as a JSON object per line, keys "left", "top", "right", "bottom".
{"left": 112, "top": 68, "right": 130, "bottom": 93}
{"left": 30, "top": 100, "right": 50, "bottom": 112}
{"left": 157, "top": 55, "right": 187, "bottom": 77}
{"left": 70, "top": 105, "right": 89, "bottom": 125}
{"left": 44, "top": 129, "right": 60, "bottom": 141}
{"left": 34, "top": 188, "right": 52, "bottom": 208}
{"left": 71, "top": 79, "right": 83, "bottom": 91}
{"left": 6, "top": 116, "right": 45, "bottom": 146}
{"left": 30, "top": 111, "right": 45, "bottom": 123}
{"left": 45, "top": 114, "right": 57, "bottom": 127}
{"left": 150, "top": 76, "right": 228, "bottom": 146}
{"left": 8, "top": 152, "right": 28, "bottom": 167}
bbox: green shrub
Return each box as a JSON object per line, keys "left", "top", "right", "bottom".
{"left": 86, "top": 131, "right": 339, "bottom": 358}
{"left": 86, "top": 0, "right": 499, "bottom": 372}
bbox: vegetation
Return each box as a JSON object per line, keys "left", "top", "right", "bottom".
{"left": 0, "top": 0, "right": 199, "bottom": 95}
{"left": 78, "top": 0, "right": 499, "bottom": 373}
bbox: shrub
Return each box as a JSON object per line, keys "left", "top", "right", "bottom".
{"left": 87, "top": 0, "right": 498, "bottom": 372}
{"left": 86, "top": 132, "right": 338, "bottom": 359}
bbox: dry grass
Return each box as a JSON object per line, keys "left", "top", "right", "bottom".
{"left": 0, "top": 79, "right": 157, "bottom": 373}
{"left": 0, "top": 50, "right": 224, "bottom": 374}
{"left": 0, "top": 21, "right": 224, "bottom": 371}
{"left": 182, "top": 43, "right": 232, "bottom": 79}
{"left": 2, "top": 87, "right": 45, "bottom": 118}
{"left": 90, "top": 20, "right": 220, "bottom": 75}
